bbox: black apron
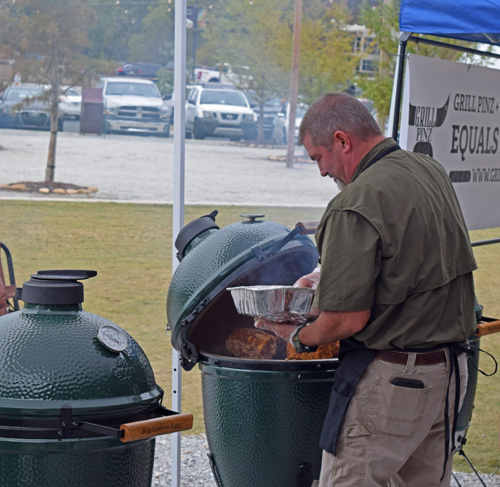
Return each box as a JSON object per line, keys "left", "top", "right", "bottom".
{"left": 319, "top": 347, "right": 377, "bottom": 455}
{"left": 319, "top": 143, "right": 401, "bottom": 455}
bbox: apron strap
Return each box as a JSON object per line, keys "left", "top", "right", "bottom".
{"left": 359, "top": 144, "right": 401, "bottom": 175}
{"left": 441, "top": 343, "right": 472, "bottom": 481}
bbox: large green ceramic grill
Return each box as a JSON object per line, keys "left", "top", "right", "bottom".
{"left": 0, "top": 270, "right": 192, "bottom": 487}
{"left": 167, "top": 211, "right": 321, "bottom": 369}
{"left": 167, "top": 212, "right": 339, "bottom": 487}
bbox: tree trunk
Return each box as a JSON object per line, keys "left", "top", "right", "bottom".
{"left": 257, "top": 102, "right": 265, "bottom": 144}
{"left": 45, "top": 68, "right": 60, "bottom": 183}
{"left": 45, "top": 130, "right": 57, "bottom": 183}
{"left": 286, "top": 0, "right": 303, "bottom": 168}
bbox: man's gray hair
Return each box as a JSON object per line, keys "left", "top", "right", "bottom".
{"left": 298, "top": 93, "right": 382, "bottom": 147}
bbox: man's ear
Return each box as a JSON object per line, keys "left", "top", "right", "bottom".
{"left": 334, "top": 130, "right": 351, "bottom": 152}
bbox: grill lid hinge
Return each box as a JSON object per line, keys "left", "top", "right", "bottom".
{"left": 178, "top": 297, "right": 212, "bottom": 370}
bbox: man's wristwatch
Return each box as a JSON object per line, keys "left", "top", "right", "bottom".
{"left": 292, "top": 325, "right": 318, "bottom": 353}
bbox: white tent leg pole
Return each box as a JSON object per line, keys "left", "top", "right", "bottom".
{"left": 172, "top": 0, "right": 187, "bottom": 486}
{"left": 171, "top": 350, "right": 183, "bottom": 487}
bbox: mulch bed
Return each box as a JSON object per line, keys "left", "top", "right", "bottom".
{"left": 0, "top": 181, "right": 98, "bottom": 195}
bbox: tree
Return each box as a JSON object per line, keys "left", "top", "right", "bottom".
{"left": 358, "top": 0, "right": 489, "bottom": 130}
{"left": 203, "top": 0, "right": 292, "bottom": 143}
{"left": 88, "top": 0, "right": 161, "bottom": 63}
{"left": 355, "top": 1, "right": 399, "bottom": 129}
{"left": 298, "top": 1, "right": 360, "bottom": 104}
{"left": 0, "top": 0, "right": 95, "bottom": 183}
{"left": 201, "top": 0, "right": 359, "bottom": 143}
{"left": 128, "top": 3, "right": 175, "bottom": 64}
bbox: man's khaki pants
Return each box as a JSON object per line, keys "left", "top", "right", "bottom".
{"left": 318, "top": 349, "right": 468, "bottom": 487}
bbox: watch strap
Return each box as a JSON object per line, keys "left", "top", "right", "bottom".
{"left": 292, "top": 325, "right": 318, "bottom": 354}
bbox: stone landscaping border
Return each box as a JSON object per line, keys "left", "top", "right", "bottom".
{"left": 0, "top": 182, "right": 98, "bottom": 195}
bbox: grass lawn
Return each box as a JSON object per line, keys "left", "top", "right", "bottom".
{"left": 1, "top": 199, "right": 499, "bottom": 474}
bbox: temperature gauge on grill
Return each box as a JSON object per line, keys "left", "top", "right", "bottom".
{"left": 98, "top": 325, "right": 128, "bottom": 353}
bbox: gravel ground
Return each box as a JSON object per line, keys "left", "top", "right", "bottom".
{"left": 0, "top": 129, "right": 338, "bottom": 207}
{"left": 153, "top": 435, "right": 216, "bottom": 487}
{"left": 153, "top": 434, "right": 500, "bottom": 487}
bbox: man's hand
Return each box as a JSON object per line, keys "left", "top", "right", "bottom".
{"left": 254, "top": 319, "right": 299, "bottom": 345}
{"left": 293, "top": 270, "right": 320, "bottom": 289}
{"left": 294, "top": 270, "right": 321, "bottom": 318}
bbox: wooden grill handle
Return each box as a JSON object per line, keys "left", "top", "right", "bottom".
{"left": 475, "top": 321, "right": 500, "bottom": 337}
{"left": 120, "top": 412, "right": 193, "bottom": 443}
{"left": 296, "top": 221, "right": 320, "bottom": 235}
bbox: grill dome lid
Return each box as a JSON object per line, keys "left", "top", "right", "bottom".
{"left": 0, "top": 270, "right": 162, "bottom": 419}
{"left": 167, "top": 213, "right": 319, "bottom": 369}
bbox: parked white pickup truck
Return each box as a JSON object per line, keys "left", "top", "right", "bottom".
{"left": 97, "top": 77, "right": 170, "bottom": 137}
{"left": 193, "top": 66, "right": 231, "bottom": 84}
{"left": 193, "top": 64, "right": 250, "bottom": 86}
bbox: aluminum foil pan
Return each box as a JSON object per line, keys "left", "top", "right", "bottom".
{"left": 227, "top": 285, "right": 315, "bottom": 324}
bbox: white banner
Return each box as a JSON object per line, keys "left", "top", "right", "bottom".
{"left": 400, "top": 54, "right": 500, "bottom": 231}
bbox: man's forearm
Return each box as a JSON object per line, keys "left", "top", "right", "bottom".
{"left": 299, "top": 309, "right": 371, "bottom": 346}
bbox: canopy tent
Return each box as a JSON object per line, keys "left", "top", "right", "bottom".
{"left": 389, "top": 0, "right": 500, "bottom": 140}
{"left": 399, "top": 0, "right": 500, "bottom": 45}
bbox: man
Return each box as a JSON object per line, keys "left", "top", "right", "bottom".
{"left": 256, "top": 93, "right": 477, "bottom": 486}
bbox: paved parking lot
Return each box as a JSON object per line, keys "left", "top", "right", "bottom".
{"left": 0, "top": 128, "right": 339, "bottom": 207}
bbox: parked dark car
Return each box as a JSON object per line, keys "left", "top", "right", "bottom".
{"left": 114, "top": 62, "right": 167, "bottom": 79}
{"left": 0, "top": 83, "right": 62, "bottom": 131}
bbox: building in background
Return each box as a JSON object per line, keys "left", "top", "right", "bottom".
{"left": 345, "top": 23, "right": 379, "bottom": 77}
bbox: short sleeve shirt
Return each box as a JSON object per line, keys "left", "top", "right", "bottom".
{"left": 314, "top": 138, "right": 477, "bottom": 350}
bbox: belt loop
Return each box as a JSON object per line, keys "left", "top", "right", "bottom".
{"left": 443, "top": 347, "right": 451, "bottom": 371}
{"left": 403, "top": 352, "right": 417, "bottom": 375}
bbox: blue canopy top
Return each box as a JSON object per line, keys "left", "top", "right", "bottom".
{"left": 399, "top": 0, "right": 500, "bottom": 46}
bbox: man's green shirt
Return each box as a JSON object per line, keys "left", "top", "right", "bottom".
{"left": 315, "top": 138, "right": 477, "bottom": 350}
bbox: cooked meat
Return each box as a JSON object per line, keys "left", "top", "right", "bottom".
{"left": 286, "top": 341, "right": 339, "bottom": 360}
{"left": 226, "top": 328, "right": 281, "bottom": 359}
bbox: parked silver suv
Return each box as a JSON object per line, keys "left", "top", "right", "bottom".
{"left": 97, "top": 77, "right": 170, "bottom": 137}
{"left": 185, "top": 84, "right": 257, "bottom": 140}
{"left": 0, "top": 83, "right": 63, "bottom": 131}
